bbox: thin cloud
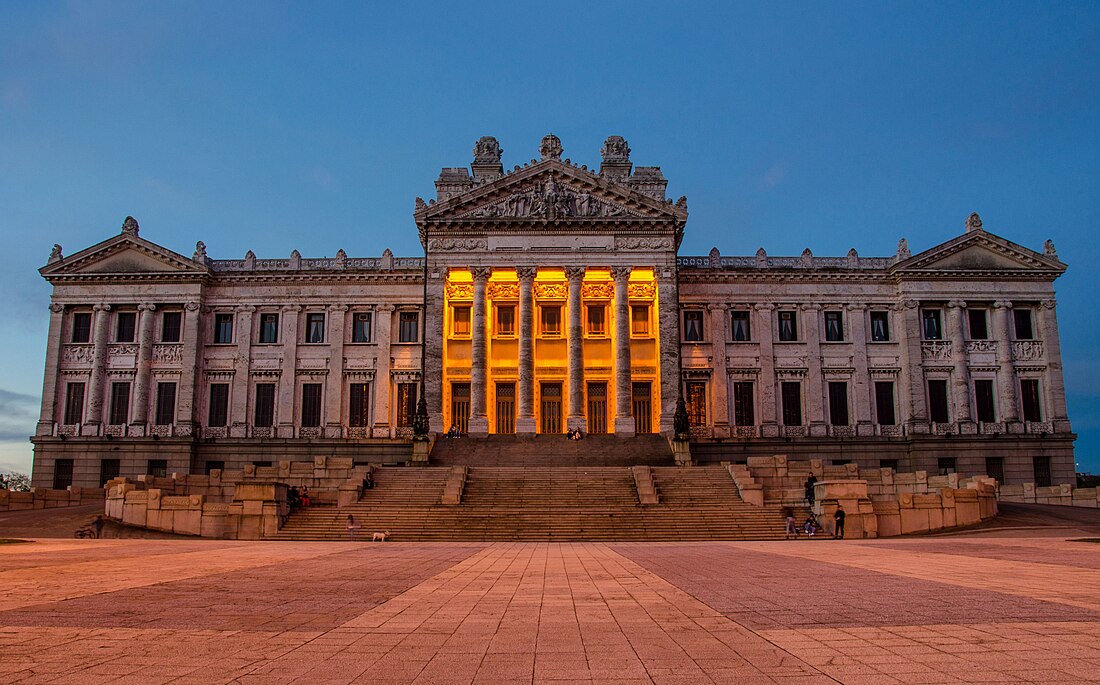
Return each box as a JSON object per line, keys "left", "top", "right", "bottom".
{"left": 0, "top": 388, "right": 39, "bottom": 445}
{"left": 757, "top": 161, "right": 788, "bottom": 191}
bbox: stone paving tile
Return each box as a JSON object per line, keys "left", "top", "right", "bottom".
{"left": 871, "top": 538, "right": 1100, "bottom": 570}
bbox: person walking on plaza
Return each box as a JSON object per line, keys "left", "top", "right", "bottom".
{"left": 804, "top": 474, "right": 817, "bottom": 506}
{"left": 93, "top": 515, "right": 105, "bottom": 539}
{"left": 784, "top": 509, "right": 799, "bottom": 539}
{"left": 833, "top": 505, "right": 846, "bottom": 539}
{"left": 346, "top": 514, "right": 358, "bottom": 540}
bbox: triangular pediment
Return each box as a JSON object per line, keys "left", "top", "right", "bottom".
{"left": 41, "top": 233, "right": 208, "bottom": 279}
{"left": 892, "top": 230, "right": 1064, "bottom": 275}
{"left": 415, "top": 160, "right": 687, "bottom": 225}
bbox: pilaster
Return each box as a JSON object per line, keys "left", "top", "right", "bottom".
{"left": 516, "top": 266, "right": 537, "bottom": 435}
{"left": 612, "top": 266, "right": 635, "bottom": 436}
{"left": 372, "top": 304, "right": 395, "bottom": 437}
{"left": 230, "top": 305, "right": 254, "bottom": 438}
{"left": 708, "top": 303, "right": 730, "bottom": 436}
{"left": 755, "top": 303, "right": 778, "bottom": 436}
{"left": 326, "top": 304, "right": 348, "bottom": 437}
{"left": 566, "top": 266, "right": 586, "bottom": 431}
{"left": 277, "top": 305, "right": 300, "bottom": 437}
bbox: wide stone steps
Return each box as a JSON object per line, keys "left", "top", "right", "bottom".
{"left": 271, "top": 465, "right": 804, "bottom": 541}
{"left": 429, "top": 434, "right": 674, "bottom": 467}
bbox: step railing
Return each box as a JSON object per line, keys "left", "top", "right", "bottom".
{"left": 440, "top": 466, "right": 468, "bottom": 505}
{"left": 725, "top": 463, "right": 764, "bottom": 506}
{"left": 632, "top": 466, "right": 660, "bottom": 505}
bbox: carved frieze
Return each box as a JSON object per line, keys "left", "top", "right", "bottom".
{"left": 921, "top": 341, "right": 952, "bottom": 361}
{"left": 460, "top": 179, "right": 637, "bottom": 219}
{"left": 627, "top": 282, "right": 656, "bottom": 300}
{"left": 582, "top": 282, "right": 614, "bottom": 299}
{"left": 966, "top": 340, "right": 997, "bottom": 353}
{"left": 1012, "top": 341, "right": 1044, "bottom": 361}
{"left": 428, "top": 238, "right": 488, "bottom": 251}
{"left": 62, "top": 345, "right": 95, "bottom": 364}
{"left": 153, "top": 344, "right": 183, "bottom": 364}
{"left": 108, "top": 344, "right": 138, "bottom": 356}
{"left": 486, "top": 282, "right": 519, "bottom": 299}
{"left": 615, "top": 237, "right": 674, "bottom": 251}
{"left": 534, "top": 282, "right": 567, "bottom": 299}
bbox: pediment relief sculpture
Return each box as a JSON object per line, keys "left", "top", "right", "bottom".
{"left": 459, "top": 179, "right": 639, "bottom": 220}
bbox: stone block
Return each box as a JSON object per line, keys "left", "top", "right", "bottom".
{"left": 900, "top": 507, "right": 929, "bottom": 534}
{"left": 956, "top": 500, "right": 981, "bottom": 526}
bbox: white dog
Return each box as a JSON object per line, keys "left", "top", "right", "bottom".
{"left": 371, "top": 530, "right": 390, "bottom": 542}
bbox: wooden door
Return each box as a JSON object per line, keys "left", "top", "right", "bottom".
{"left": 632, "top": 382, "right": 652, "bottom": 434}
{"left": 496, "top": 382, "right": 516, "bottom": 434}
{"left": 540, "top": 382, "right": 562, "bottom": 434}
{"left": 587, "top": 382, "right": 608, "bottom": 434}
{"left": 450, "top": 382, "right": 470, "bottom": 435}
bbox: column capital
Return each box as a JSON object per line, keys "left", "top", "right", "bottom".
{"left": 706, "top": 303, "right": 728, "bottom": 312}
{"left": 901, "top": 299, "right": 919, "bottom": 309}
{"left": 947, "top": 300, "right": 967, "bottom": 309}
{"left": 282, "top": 304, "right": 302, "bottom": 313}
{"left": 799, "top": 303, "right": 821, "bottom": 312}
{"left": 1040, "top": 299, "right": 1057, "bottom": 310}
{"left": 137, "top": 302, "right": 157, "bottom": 312}
{"left": 845, "top": 303, "right": 867, "bottom": 312}
{"left": 515, "top": 266, "right": 538, "bottom": 282}
{"left": 611, "top": 266, "right": 632, "bottom": 282}
{"left": 993, "top": 300, "right": 1013, "bottom": 310}
{"left": 237, "top": 304, "right": 256, "bottom": 313}
{"left": 329, "top": 304, "right": 350, "bottom": 312}
{"left": 564, "top": 266, "right": 586, "bottom": 282}
{"left": 471, "top": 266, "right": 492, "bottom": 281}
{"left": 754, "top": 302, "right": 776, "bottom": 312}
{"left": 92, "top": 303, "right": 112, "bottom": 312}
{"left": 49, "top": 303, "right": 65, "bottom": 313}
{"left": 376, "top": 303, "right": 396, "bottom": 312}
{"left": 185, "top": 301, "right": 200, "bottom": 312}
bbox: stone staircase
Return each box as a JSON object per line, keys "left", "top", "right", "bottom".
{"left": 270, "top": 464, "right": 802, "bottom": 541}
{"left": 428, "top": 434, "right": 674, "bottom": 467}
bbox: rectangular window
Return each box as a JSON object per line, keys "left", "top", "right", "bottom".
{"left": 631, "top": 305, "right": 650, "bottom": 335}
{"left": 495, "top": 305, "right": 514, "bottom": 336}
{"left": 253, "top": 383, "right": 275, "bottom": 427}
{"left": 349, "top": 383, "right": 371, "bottom": 427}
{"left": 398, "top": 311, "right": 419, "bottom": 342}
{"left": 453, "top": 306, "right": 471, "bottom": 336}
{"left": 586, "top": 305, "right": 606, "bottom": 335}
{"left": 155, "top": 382, "right": 176, "bottom": 425}
{"left": 541, "top": 306, "right": 561, "bottom": 335}
{"left": 64, "top": 382, "right": 85, "bottom": 425}
{"left": 828, "top": 381, "right": 849, "bottom": 426}
{"left": 161, "top": 311, "right": 182, "bottom": 343}
{"left": 214, "top": 313, "right": 234, "bottom": 344}
{"left": 824, "top": 311, "right": 844, "bottom": 342}
{"left": 53, "top": 459, "right": 74, "bottom": 490}
{"left": 683, "top": 310, "right": 704, "bottom": 342}
{"left": 730, "top": 311, "right": 751, "bottom": 342}
{"left": 116, "top": 312, "right": 136, "bottom": 343}
{"left": 870, "top": 311, "right": 890, "bottom": 341}
{"left": 928, "top": 379, "right": 950, "bottom": 423}
{"left": 986, "top": 457, "right": 1004, "bottom": 484}
{"left": 922, "top": 309, "right": 943, "bottom": 340}
{"left": 1034, "top": 455, "right": 1052, "bottom": 487}
{"left": 396, "top": 382, "right": 417, "bottom": 427}
{"left": 1014, "top": 308, "right": 1034, "bottom": 340}
{"left": 148, "top": 459, "right": 168, "bottom": 479}
{"left": 781, "top": 382, "right": 802, "bottom": 425}
{"left": 108, "top": 382, "right": 130, "bottom": 425}
{"left": 968, "top": 309, "right": 989, "bottom": 340}
{"left": 733, "top": 381, "right": 754, "bottom": 426}
{"left": 874, "top": 381, "right": 896, "bottom": 425}
{"left": 938, "top": 457, "right": 957, "bottom": 475}
{"left": 259, "top": 313, "right": 279, "bottom": 343}
{"left": 352, "top": 312, "right": 372, "bottom": 343}
{"left": 208, "top": 383, "right": 229, "bottom": 428}
{"left": 100, "top": 459, "right": 120, "bottom": 486}
{"left": 778, "top": 311, "right": 798, "bottom": 341}
{"left": 974, "top": 379, "right": 996, "bottom": 423}
{"left": 204, "top": 461, "right": 225, "bottom": 475}
{"left": 1021, "top": 379, "right": 1042, "bottom": 422}
{"left": 880, "top": 459, "right": 899, "bottom": 471}
{"left": 301, "top": 383, "right": 322, "bottom": 427}
{"left": 305, "top": 313, "right": 325, "bottom": 343}
{"left": 685, "top": 381, "right": 707, "bottom": 427}
{"left": 71, "top": 312, "right": 92, "bottom": 343}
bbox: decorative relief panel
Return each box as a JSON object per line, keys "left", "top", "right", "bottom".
{"left": 627, "top": 282, "right": 656, "bottom": 300}
{"left": 965, "top": 340, "right": 997, "bottom": 353}
{"left": 616, "top": 237, "right": 675, "bottom": 251}
{"left": 428, "top": 238, "right": 487, "bottom": 251}
{"left": 534, "top": 282, "right": 567, "bottom": 299}
{"left": 153, "top": 344, "right": 183, "bottom": 364}
{"left": 1012, "top": 341, "right": 1044, "bottom": 361}
{"left": 460, "top": 179, "right": 638, "bottom": 219}
{"left": 582, "top": 282, "right": 614, "bottom": 299}
{"left": 108, "top": 344, "right": 138, "bottom": 356}
{"left": 486, "top": 282, "right": 519, "bottom": 299}
{"left": 204, "top": 427, "right": 228, "bottom": 439}
{"left": 445, "top": 282, "right": 474, "bottom": 300}
{"left": 299, "top": 427, "right": 322, "bottom": 439}
{"left": 921, "top": 341, "right": 952, "bottom": 361}
{"left": 491, "top": 367, "right": 518, "bottom": 376}
{"left": 62, "top": 345, "right": 94, "bottom": 364}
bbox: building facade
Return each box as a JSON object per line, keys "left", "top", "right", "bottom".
{"left": 31, "top": 135, "right": 1075, "bottom": 488}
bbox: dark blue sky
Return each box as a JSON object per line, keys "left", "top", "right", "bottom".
{"left": 1, "top": 1, "right": 1097, "bottom": 473}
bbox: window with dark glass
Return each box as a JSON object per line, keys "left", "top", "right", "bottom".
{"left": 1033, "top": 455, "right": 1051, "bottom": 487}
{"left": 880, "top": 458, "right": 899, "bottom": 470}
{"left": 968, "top": 309, "right": 989, "bottom": 340}
{"left": 155, "top": 382, "right": 176, "bottom": 425}
{"left": 259, "top": 313, "right": 279, "bottom": 343}
{"left": 116, "top": 312, "right": 136, "bottom": 343}
{"left": 108, "top": 382, "right": 130, "bottom": 425}
{"left": 305, "top": 313, "right": 325, "bottom": 343}
{"left": 71, "top": 312, "right": 92, "bottom": 343}
{"left": 301, "top": 383, "right": 322, "bottom": 427}
{"left": 730, "top": 311, "right": 750, "bottom": 342}
{"left": 870, "top": 311, "right": 890, "bottom": 341}
{"left": 214, "top": 313, "right": 233, "bottom": 344}
{"left": 631, "top": 305, "right": 649, "bottom": 335}
{"left": 148, "top": 459, "right": 168, "bottom": 479}
{"left": 781, "top": 382, "right": 802, "bottom": 425}
{"left": 733, "top": 381, "right": 754, "bottom": 426}
{"left": 922, "top": 309, "right": 942, "bottom": 340}
{"left": 352, "top": 312, "right": 372, "bottom": 343}
{"left": 1014, "top": 308, "right": 1034, "bottom": 340}
{"left": 828, "top": 382, "right": 849, "bottom": 425}
{"left": 53, "top": 459, "right": 73, "bottom": 490}
{"left": 253, "top": 383, "right": 275, "bottom": 427}
{"left": 204, "top": 461, "right": 225, "bottom": 475}
{"left": 683, "top": 310, "right": 704, "bottom": 342}
{"left": 685, "top": 381, "right": 707, "bottom": 426}
{"left": 398, "top": 311, "right": 419, "bottom": 342}
{"left": 986, "top": 457, "right": 1004, "bottom": 484}
{"left": 161, "top": 311, "right": 182, "bottom": 342}
{"left": 874, "top": 381, "right": 896, "bottom": 425}
{"left": 453, "top": 306, "right": 471, "bottom": 336}
{"left": 824, "top": 311, "right": 844, "bottom": 342}
{"left": 1021, "top": 379, "right": 1042, "bottom": 422}
{"left": 349, "top": 383, "right": 371, "bottom": 427}
{"left": 938, "top": 457, "right": 956, "bottom": 475}
{"left": 396, "top": 383, "right": 417, "bottom": 427}
{"left": 974, "top": 379, "right": 996, "bottom": 423}
{"left": 541, "top": 306, "right": 561, "bottom": 335}
{"left": 778, "top": 311, "right": 798, "bottom": 341}
{"left": 496, "top": 305, "right": 515, "bottom": 335}
{"left": 586, "top": 305, "right": 606, "bottom": 335}
{"left": 928, "top": 379, "right": 950, "bottom": 423}
{"left": 208, "top": 383, "right": 229, "bottom": 427}
{"left": 100, "top": 459, "right": 120, "bottom": 486}
{"left": 64, "top": 383, "right": 84, "bottom": 425}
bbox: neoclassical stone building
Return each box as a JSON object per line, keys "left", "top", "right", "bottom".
{"left": 31, "top": 135, "right": 1075, "bottom": 488}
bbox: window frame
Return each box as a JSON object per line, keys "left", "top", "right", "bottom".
{"left": 71, "top": 312, "right": 92, "bottom": 343}
{"left": 452, "top": 305, "right": 472, "bottom": 337}
{"left": 352, "top": 312, "right": 372, "bottom": 343}
{"left": 585, "top": 304, "right": 606, "bottom": 337}
{"left": 630, "top": 304, "right": 650, "bottom": 336}
{"left": 870, "top": 311, "right": 890, "bottom": 342}
{"left": 495, "top": 304, "right": 515, "bottom": 337}
{"left": 160, "top": 311, "right": 182, "bottom": 343}
{"left": 304, "top": 312, "right": 326, "bottom": 344}
{"left": 213, "top": 313, "right": 234, "bottom": 344}
{"left": 398, "top": 311, "right": 420, "bottom": 343}
{"left": 921, "top": 309, "right": 943, "bottom": 341}
{"left": 874, "top": 381, "right": 896, "bottom": 425}
{"left": 777, "top": 310, "right": 798, "bottom": 342}
{"left": 780, "top": 381, "right": 802, "bottom": 426}
{"left": 682, "top": 310, "right": 704, "bottom": 342}
{"left": 258, "top": 313, "right": 280, "bottom": 344}
{"left": 730, "top": 311, "right": 751, "bottom": 342}
{"left": 1013, "top": 308, "right": 1035, "bottom": 340}
{"left": 154, "top": 382, "right": 177, "bottom": 426}
{"left": 974, "top": 378, "right": 996, "bottom": 423}
{"left": 927, "top": 379, "right": 950, "bottom": 423}
{"left": 300, "top": 383, "right": 323, "bottom": 428}
{"left": 64, "top": 382, "right": 85, "bottom": 425}
{"left": 208, "top": 383, "right": 230, "bottom": 428}
{"left": 108, "top": 381, "right": 130, "bottom": 426}
{"left": 968, "top": 308, "right": 989, "bottom": 340}
{"left": 253, "top": 383, "right": 276, "bottom": 428}
{"left": 540, "top": 305, "right": 562, "bottom": 337}
{"left": 828, "top": 381, "right": 849, "bottom": 426}
{"left": 115, "top": 311, "right": 137, "bottom": 343}
{"left": 823, "top": 311, "right": 844, "bottom": 342}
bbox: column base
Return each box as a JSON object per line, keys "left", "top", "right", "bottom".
{"left": 515, "top": 417, "right": 537, "bottom": 435}
{"left": 468, "top": 416, "right": 489, "bottom": 437}
{"left": 614, "top": 417, "right": 636, "bottom": 437}
{"left": 566, "top": 415, "right": 587, "bottom": 432}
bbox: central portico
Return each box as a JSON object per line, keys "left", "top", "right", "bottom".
{"left": 416, "top": 134, "right": 688, "bottom": 437}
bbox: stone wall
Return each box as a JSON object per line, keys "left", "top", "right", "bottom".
{"left": 0, "top": 486, "right": 105, "bottom": 511}
{"left": 998, "top": 483, "right": 1100, "bottom": 508}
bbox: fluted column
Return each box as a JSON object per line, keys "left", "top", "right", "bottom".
{"left": 755, "top": 303, "right": 778, "bottom": 435}
{"left": 709, "top": 303, "right": 730, "bottom": 436}
{"left": 848, "top": 304, "right": 873, "bottom": 430}
{"left": 326, "top": 304, "right": 348, "bottom": 437}
{"left": 37, "top": 303, "right": 66, "bottom": 436}
{"left": 566, "top": 266, "right": 586, "bottom": 431}
{"left": 612, "top": 266, "right": 635, "bottom": 436}
{"left": 130, "top": 304, "right": 156, "bottom": 430}
{"left": 85, "top": 303, "right": 111, "bottom": 430}
{"left": 993, "top": 301, "right": 1020, "bottom": 424}
{"left": 516, "top": 267, "right": 538, "bottom": 435}
{"left": 176, "top": 301, "right": 201, "bottom": 434}
{"left": 468, "top": 267, "right": 492, "bottom": 436}
{"left": 946, "top": 301, "right": 972, "bottom": 425}
{"left": 230, "top": 305, "right": 254, "bottom": 437}
{"left": 899, "top": 299, "right": 928, "bottom": 430}
{"left": 1039, "top": 299, "right": 1069, "bottom": 430}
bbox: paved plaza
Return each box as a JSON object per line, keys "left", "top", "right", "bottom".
{"left": 2, "top": 530, "right": 1100, "bottom": 684}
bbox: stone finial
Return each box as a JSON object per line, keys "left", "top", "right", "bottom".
{"left": 415, "top": 197, "right": 427, "bottom": 211}
{"left": 847, "top": 247, "right": 859, "bottom": 268}
{"left": 675, "top": 196, "right": 688, "bottom": 211}
{"left": 193, "top": 241, "right": 207, "bottom": 263}
{"left": 49, "top": 244, "right": 63, "bottom": 264}
{"left": 381, "top": 248, "right": 394, "bottom": 270}
{"left": 966, "top": 212, "right": 983, "bottom": 232}
{"left": 896, "top": 238, "right": 911, "bottom": 260}
{"left": 335, "top": 248, "right": 348, "bottom": 269}
{"left": 121, "top": 216, "right": 140, "bottom": 237}
{"left": 601, "top": 136, "right": 631, "bottom": 164}
{"left": 1044, "top": 239, "right": 1057, "bottom": 258}
{"left": 708, "top": 247, "right": 721, "bottom": 268}
{"left": 800, "top": 248, "right": 813, "bottom": 267}
{"left": 473, "top": 136, "right": 503, "bottom": 164}
{"left": 755, "top": 247, "right": 767, "bottom": 268}
{"left": 539, "top": 133, "right": 563, "bottom": 161}
{"left": 244, "top": 250, "right": 256, "bottom": 260}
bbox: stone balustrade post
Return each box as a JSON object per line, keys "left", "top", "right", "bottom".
{"left": 612, "top": 266, "right": 635, "bottom": 436}
{"left": 566, "top": 266, "right": 586, "bottom": 431}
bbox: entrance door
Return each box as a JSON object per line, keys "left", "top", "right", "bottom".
{"left": 587, "top": 382, "right": 608, "bottom": 434}
{"left": 496, "top": 382, "right": 516, "bottom": 434}
{"left": 632, "top": 382, "right": 652, "bottom": 434}
{"left": 540, "top": 382, "right": 562, "bottom": 434}
{"left": 451, "top": 382, "right": 470, "bottom": 435}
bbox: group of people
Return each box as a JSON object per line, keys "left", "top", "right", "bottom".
{"left": 566, "top": 427, "right": 585, "bottom": 440}
{"left": 445, "top": 425, "right": 463, "bottom": 438}
{"left": 288, "top": 486, "right": 311, "bottom": 511}
{"left": 782, "top": 472, "right": 847, "bottom": 539}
